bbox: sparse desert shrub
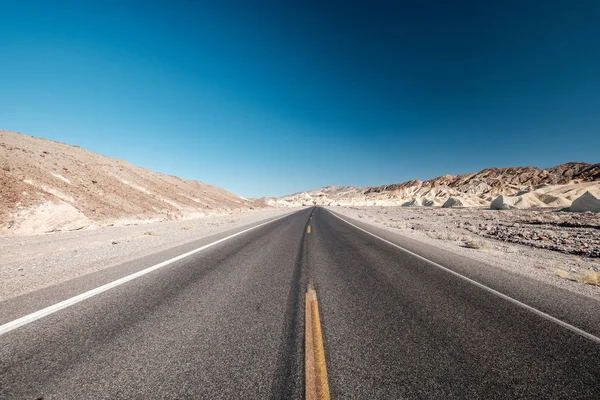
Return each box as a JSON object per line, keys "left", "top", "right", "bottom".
{"left": 463, "top": 240, "right": 487, "bottom": 249}
{"left": 582, "top": 271, "right": 600, "bottom": 286}
{"left": 358, "top": 215, "right": 363, "bottom": 219}
{"left": 389, "top": 223, "right": 408, "bottom": 230}
{"left": 427, "top": 231, "right": 463, "bottom": 241}
{"left": 144, "top": 231, "right": 158, "bottom": 236}
{"left": 2, "top": 165, "right": 10, "bottom": 172}
{"left": 181, "top": 225, "right": 195, "bottom": 230}
{"left": 555, "top": 269, "right": 570, "bottom": 279}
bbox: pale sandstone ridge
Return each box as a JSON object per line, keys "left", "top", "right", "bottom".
{"left": 0, "top": 130, "right": 254, "bottom": 235}
{"left": 491, "top": 195, "right": 531, "bottom": 210}
{"left": 269, "top": 163, "right": 600, "bottom": 210}
{"left": 570, "top": 192, "right": 600, "bottom": 212}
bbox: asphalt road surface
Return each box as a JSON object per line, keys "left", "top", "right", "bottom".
{"left": 1, "top": 207, "right": 600, "bottom": 399}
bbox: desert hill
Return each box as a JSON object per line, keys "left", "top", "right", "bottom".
{"left": 268, "top": 162, "right": 600, "bottom": 210}
{"left": 0, "top": 130, "right": 253, "bottom": 235}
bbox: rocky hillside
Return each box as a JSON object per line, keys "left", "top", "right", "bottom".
{"left": 0, "top": 130, "right": 253, "bottom": 235}
{"left": 269, "top": 162, "right": 600, "bottom": 210}
{"left": 366, "top": 163, "right": 600, "bottom": 195}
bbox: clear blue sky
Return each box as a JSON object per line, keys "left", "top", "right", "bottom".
{"left": 1, "top": 1, "right": 599, "bottom": 197}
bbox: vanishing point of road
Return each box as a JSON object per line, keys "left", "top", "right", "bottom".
{"left": 1, "top": 207, "right": 599, "bottom": 399}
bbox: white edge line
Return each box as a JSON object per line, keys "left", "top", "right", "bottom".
{"left": 327, "top": 209, "right": 600, "bottom": 345}
{"left": 0, "top": 210, "right": 301, "bottom": 336}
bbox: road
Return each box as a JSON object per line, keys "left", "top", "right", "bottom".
{"left": 1, "top": 207, "right": 600, "bottom": 399}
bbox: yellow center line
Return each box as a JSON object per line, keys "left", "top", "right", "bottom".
{"left": 305, "top": 288, "right": 330, "bottom": 400}
{"left": 305, "top": 292, "right": 317, "bottom": 399}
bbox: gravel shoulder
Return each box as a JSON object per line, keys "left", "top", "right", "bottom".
{"left": 326, "top": 206, "right": 600, "bottom": 300}
{"left": 0, "top": 208, "right": 299, "bottom": 301}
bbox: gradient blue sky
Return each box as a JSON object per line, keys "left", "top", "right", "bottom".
{"left": 1, "top": 1, "right": 599, "bottom": 197}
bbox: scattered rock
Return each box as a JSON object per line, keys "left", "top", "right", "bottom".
{"left": 474, "top": 218, "right": 600, "bottom": 258}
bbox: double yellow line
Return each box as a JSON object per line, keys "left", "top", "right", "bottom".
{"left": 305, "top": 287, "right": 330, "bottom": 400}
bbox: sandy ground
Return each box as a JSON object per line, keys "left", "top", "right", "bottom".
{"left": 0, "top": 208, "right": 299, "bottom": 301}
{"left": 327, "top": 206, "right": 600, "bottom": 300}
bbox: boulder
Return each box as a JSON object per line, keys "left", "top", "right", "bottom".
{"left": 569, "top": 191, "right": 600, "bottom": 212}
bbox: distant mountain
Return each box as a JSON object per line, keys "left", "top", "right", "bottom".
{"left": 0, "top": 130, "right": 253, "bottom": 235}
{"left": 267, "top": 162, "right": 600, "bottom": 209}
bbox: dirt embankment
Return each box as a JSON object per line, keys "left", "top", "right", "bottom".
{"left": 0, "top": 130, "right": 255, "bottom": 235}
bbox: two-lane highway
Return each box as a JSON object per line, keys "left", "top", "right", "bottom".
{"left": 1, "top": 208, "right": 311, "bottom": 399}
{"left": 307, "top": 208, "right": 600, "bottom": 399}
{"left": 1, "top": 207, "right": 599, "bottom": 399}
